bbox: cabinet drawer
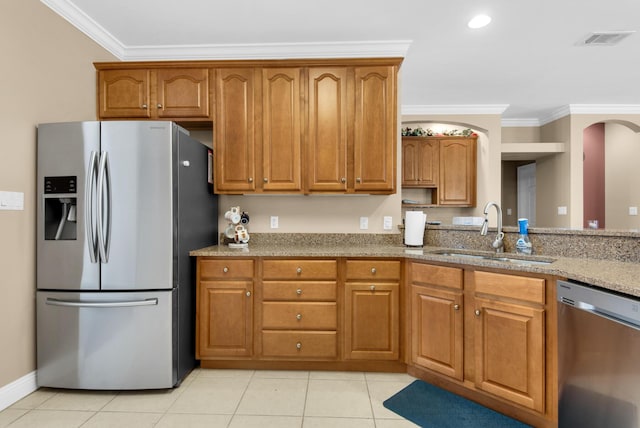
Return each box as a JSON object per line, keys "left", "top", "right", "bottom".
{"left": 262, "top": 281, "right": 337, "bottom": 301}
{"left": 262, "top": 260, "right": 337, "bottom": 280}
{"left": 474, "top": 271, "right": 545, "bottom": 304}
{"left": 411, "top": 263, "right": 463, "bottom": 290}
{"left": 199, "top": 259, "right": 254, "bottom": 279}
{"left": 262, "top": 331, "right": 337, "bottom": 358}
{"left": 346, "top": 260, "right": 401, "bottom": 280}
{"left": 262, "top": 302, "right": 337, "bottom": 330}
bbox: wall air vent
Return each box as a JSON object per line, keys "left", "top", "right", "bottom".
{"left": 579, "top": 31, "right": 636, "bottom": 46}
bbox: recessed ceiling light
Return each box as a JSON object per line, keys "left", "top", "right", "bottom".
{"left": 468, "top": 14, "right": 491, "bottom": 29}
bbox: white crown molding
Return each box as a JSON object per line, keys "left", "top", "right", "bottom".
{"left": 568, "top": 104, "right": 640, "bottom": 115}
{"left": 41, "top": 0, "right": 125, "bottom": 58}
{"left": 501, "top": 118, "right": 541, "bottom": 127}
{"left": 0, "top": 371, "right": 37, "bottom": 411}
{"left": 402, "top": 105, "right": 509, "bottom": 116}
{"left": 41, "top": 0, "right": 411, "bottom": 61}
{"left": 122, "top": 40, "right": 413, "bottom": 61}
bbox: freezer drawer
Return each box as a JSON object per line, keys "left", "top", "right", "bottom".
{"left": 37, "top": 290, "right": 175, "bottom": 390}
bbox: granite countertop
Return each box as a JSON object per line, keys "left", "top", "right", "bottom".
{"left": 191, "top": 243, "right": 640, "bottom": 298}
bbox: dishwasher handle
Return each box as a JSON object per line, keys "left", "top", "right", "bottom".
{"left": 558, "top": 280, "right": 640, "bottom": 331}
{"left": 561, "top": 298, "right": 640, "bottom": 332}
{"left": 45, "top": 298, "right": 158, "bottom": 308}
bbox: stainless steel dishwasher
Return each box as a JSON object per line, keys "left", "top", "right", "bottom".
{"left": 558, "top": 279, "right": 640, "bottom": 428}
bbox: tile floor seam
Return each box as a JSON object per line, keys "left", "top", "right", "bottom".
{"left": 226, "top": 369, "right": 257, "bottom": 427}
{"left": 300, "top": 371, "right": 310, "bottom": 428}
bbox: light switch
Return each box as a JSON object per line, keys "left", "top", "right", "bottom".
{"left": 630, "top": 207, "right": 638, "bottom": 216}
{"left": 270, "top": 216, "right": 279, "bottom": 229}
{"left": 0, "top": 191, "right": 24, "bottom": 211}
{"left": 558, "top": 206, "right": 567, "bottom": 215}
{"left": 360, "top": 217, "right": 368, "bottom": 230}
{"left": 383, "top": 216, "right": 393, "bottom": 230}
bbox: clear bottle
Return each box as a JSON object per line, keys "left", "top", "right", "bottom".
{"left": 515, "top": 218, "right": 533, "bottom": 255}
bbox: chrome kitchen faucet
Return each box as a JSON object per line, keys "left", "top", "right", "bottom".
{"left": 480, "top": 201, "right": 504, "bottom": 253}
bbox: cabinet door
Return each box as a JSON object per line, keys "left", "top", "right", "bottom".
{"left": 98, "top": 69, "right": 151, "bottom": 118}
{"left": 402, "top": 139, "right": 439, "bottom": 187}
{"left": 411, "top": 285, "right": 463, "bottom": 380}
{"left": 156, "top": 68, "right": 210, "bottom": 118}
{"left": 402, "top": 139, "right": 419, "bottom": 186}
{"left": 261, "top": 68, "right": 302, "bottom": 192}
{"left": 353, "top": 66, "right": 396, "bottom": 193}
{"left": 197, "top": 280, "right": 253, "bottom": 358}
{"left": 474, "top": 297, "right": 544, "bottom": 412}
{"left": 344, "top": 282, "right": 399, "bottom": 360}
{"left": 307, "top": 68, "right": 348, "bottom": 192}
{"left": 439, "top": 138, "right": 476, "bottom": 206}
{"left": 214, "top": 68, "right": 256, "bottom": 192}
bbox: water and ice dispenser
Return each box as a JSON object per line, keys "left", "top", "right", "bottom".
{"left": 43, "top": 176, "right": 77, "bottom": 240}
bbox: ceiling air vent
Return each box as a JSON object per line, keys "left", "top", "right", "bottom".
{"left": 580, "top": 31, "right": 635, "bottom": 46}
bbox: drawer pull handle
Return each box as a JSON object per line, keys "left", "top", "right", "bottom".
{"left": 370, "top": 285, "right": 376, "bottom": 291}
{"left": 223, "top": 267, "right": 229, "bottom": 273}
{"left": 296, "top": 267, "right": 302, "bottom": 274}
{"left": 248, "top": 177, "right": 253, "bottom": 183}
{"left": 475, "top": 309, "right": 481, "bottom": 316}
{"left": 371, "top": 267, "right": 377, "bottom": 274}
{"left": 454, "top": 304, "right": 460, "bottom": 311}
{"left": 246, "top": 291, "right": 251, "bottom": 297}
{"left": 157, "top": 103, "right": 163, "bottom": 109}
{"left": 296, "top": 288, "right": 302, "bottom": 295}
{"left": 356, "top": 177, "right": 362, "bottom": 183}
{"left": 296, "top": 342, "right": 302, "bottom": 350}
{"left": 141, "top": 104, "right": 148, "bottom": 109}
{"left": 296, "top": 313, "right": 302, "bottom": 320}
{"left": 341, "top": 177, "right": 346, "bottom": 183}
{"left": 263, "top": 177, "right": 268, "bottom": 183}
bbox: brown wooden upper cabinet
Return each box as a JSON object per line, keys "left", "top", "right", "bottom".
{"left": 402, "top": 136, "right": 477, "bottom": 207}
{"left": 97, "top": 67, "right": 211, "bottom": 120}
{"left": 213, "top": 62, "right": 399, "bottom": 195}
{"left": 95, "top": 59, "right": 400, "bottom": 195}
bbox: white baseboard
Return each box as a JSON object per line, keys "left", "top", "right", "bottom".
{"left": 0, "top": 371, "right": 38, "bottom": 411}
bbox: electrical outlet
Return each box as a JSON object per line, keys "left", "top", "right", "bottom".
{"left": 383, "top": 216, "right": 393, "bottom": 230}
{"left": 506, "top": 208, "right": 512, "bottom": 216}
{"left": 558, "top": 206, "right": 567, "bottom": 215}
{"left": 630, "top": 207, "right": 638, "bottom": 216}
{"left": 359, "top": 216, "right": 368, "bottom": 230}
{"left": 270, "top": 216, "right": 279, "bottom": 229}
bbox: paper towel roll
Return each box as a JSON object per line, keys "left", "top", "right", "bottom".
{"left": 405, "top": 211, "right": 426, "bottom": 246}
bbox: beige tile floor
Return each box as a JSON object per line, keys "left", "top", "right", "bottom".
{"left": 0, "top": 369, "right": 420, "bottom": 427}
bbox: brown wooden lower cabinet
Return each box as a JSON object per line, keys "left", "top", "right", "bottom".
{"left": 195, "top": 256, "right": 556, "bottom": 427}
{"left": 408, "top": 261, "right": 556, "bottom": 427}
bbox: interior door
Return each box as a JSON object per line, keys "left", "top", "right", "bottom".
{"left": 517, "top": 163, "right": 536, "bottom": 226}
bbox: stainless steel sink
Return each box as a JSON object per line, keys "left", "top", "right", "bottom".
{"left": 430, "top": 250, "right": 554, "bottom": 266}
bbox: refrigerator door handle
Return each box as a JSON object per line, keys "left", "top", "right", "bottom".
{"left": 97, "top": 151, "right": 112, "bottom": 263}
{"left": 85, "top": 151, "right": 99, "bottom": 263}
{"left": 45, "top": 297, "right": 158, "bottom": 308}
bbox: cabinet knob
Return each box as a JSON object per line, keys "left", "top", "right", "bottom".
{"left": 296, "top": 313, "right": 302, "bottom": 320}
{"left": 157, "top": 103, "right": 163, "bottom": 109}
{"left": 370, "top": 285, "right": 376, "bottom": 291}
{"left": 475, "top": 309, "right": 481, "bottom": 316}
{"left": 248, "top": 177, "right": 253, "bottom": 183}
{"left": 341, "top": 177, "right": 346, "bottom": 183}
{"left": 371, "top": 267, "right": 377, "bottom": 275}
{"left": 296, "top": 267, "right": 302, "bottom": 274}
{"left": 141, "top": 104, "right": 148, "bottom": 109}
{"left": 263, "top": 178, "right": 268, "bottom": 183}
{"left": 246, "top": 291, "right": 251, "bottom": 297}
{"left": 454, "top": 304, "right": 460, "bottom": 311}
{"left": 296, "top": 288, "right": 302, "bottom": 295}
{"left": 223, "top": 267, "right": 229, "bottom": 273}
{"left": 296, "top": 342, "right": 302, "bottom": 350}
{"left": 356, "top": 177, "right": 362, "bottom": 183}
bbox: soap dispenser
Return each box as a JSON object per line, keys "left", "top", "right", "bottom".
{"left": 515, "top": 218, "right": 532, "bottom": 255}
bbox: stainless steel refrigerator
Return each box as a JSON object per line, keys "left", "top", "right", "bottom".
{"left": 36, "top": 121, "right": 217, "bottom": 390}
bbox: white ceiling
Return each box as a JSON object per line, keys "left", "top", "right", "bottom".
{"left": 43, "top": 0, "right": 640, "bottom": 124}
